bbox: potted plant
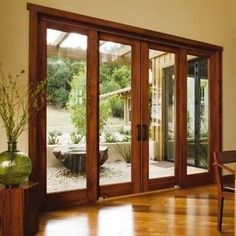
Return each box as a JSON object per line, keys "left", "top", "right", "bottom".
{"left": 0, "top": 66, "right": 45, "bottom": 188}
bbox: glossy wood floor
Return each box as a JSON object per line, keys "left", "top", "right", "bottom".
{"left": 36, "top": 185, "right": 234, "bottom": 236}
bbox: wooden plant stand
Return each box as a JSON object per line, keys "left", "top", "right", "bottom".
{"left": 0, "top": 182, "right": 39, "bottom": 236}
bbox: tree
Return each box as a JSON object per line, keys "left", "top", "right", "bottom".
{"left": 99, "top": 63, "right": 130, "bottom": 118}
{"left": 111, "top": 65, "right": 131, "bottom": 89}
{"left": 108, "top": 95, "right": 124, "bottom": 118}
{"left": 99, "top": 63, "right": 131, "bottom": 93}
{"left": 47, "top": 57, "right": 86, "bottom": 108}
{"left": 68, "top": 73, "right": 111, "bottom": 140}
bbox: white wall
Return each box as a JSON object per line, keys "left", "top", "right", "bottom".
{"left": 0, "top": 0, "right": 236, "bottom": 152}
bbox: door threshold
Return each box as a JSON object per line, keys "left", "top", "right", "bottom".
{"left": 98, "top": 185, "right": 180, "bottom": 202}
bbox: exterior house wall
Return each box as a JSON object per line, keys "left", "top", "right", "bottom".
{"left": 150, "top": 52, "right": 175, "bottom": 160}
{"left": 0, "top": 0, "right": 236, "bottom": 152}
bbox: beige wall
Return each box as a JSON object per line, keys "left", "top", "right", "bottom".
{"left": 0, "top": 0, "right": 236, "bottom": 152}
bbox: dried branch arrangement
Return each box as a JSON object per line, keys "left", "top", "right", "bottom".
{"left": 0, "top": 66, "right": 46, "bottom": 142}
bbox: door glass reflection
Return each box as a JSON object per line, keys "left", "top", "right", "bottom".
{"left": 46, "top": 29, "right": 87, "bottom": 193}
{"left": 148, "top": 50, "right": 175, "bottom": 179}
{"left": 187, "top": 55, "right": 209, "bottom": 174}
{"left": 99, "top": 40, "right": 132, "bottom": 185}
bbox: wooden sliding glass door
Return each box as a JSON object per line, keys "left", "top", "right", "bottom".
{"left": 28, "top": 4, "right": 222, "bottom": 209}
{"left": 98, "top": 34, "right": 142, "bottom": 197}
{"left": 37, "top": 21, "right": 101, "bottom": 208}
{"left": 183, "top": 52, "right": 212, "bottom": 186}
{"left": 141, "top": 43, "right": 179, "bottom": 191}
{"left": 46, "top": 28, "right": 89, "bottom": 194}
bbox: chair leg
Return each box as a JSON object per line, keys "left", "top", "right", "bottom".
{"left": 217, "top": 196, "right": 224, "bottom": 231}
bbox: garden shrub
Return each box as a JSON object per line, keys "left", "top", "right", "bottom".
{"left": 114, "top": 143, "right": 131, "bottom": 163}
{"left": 48, "top": 130, "right": 62, "bottom": 145}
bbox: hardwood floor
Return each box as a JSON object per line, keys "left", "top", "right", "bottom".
{"left": 36, "top": 185, "right": 234, "bottom": 235}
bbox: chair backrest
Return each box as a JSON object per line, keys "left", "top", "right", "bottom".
{"left": 213, "top": 151, "right": 236, "bottom": 192}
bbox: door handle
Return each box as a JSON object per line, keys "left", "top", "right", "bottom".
{"left": 137, "top": 124, "right": 142, "bottom": 141}
{"left": 142, "top": 124, "right": 149, "bottom": 141}
{"left": 137, "top": 124, "right": 148, "bottom": 141}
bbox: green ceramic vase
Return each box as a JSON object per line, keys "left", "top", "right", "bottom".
{"left": 0, "top": 142, "right": 32, "bottom": 188}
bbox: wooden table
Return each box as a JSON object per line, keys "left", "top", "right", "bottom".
{"left": 229, "top": 163, "right": 236, "bottom": 234}
{"left": 228, "top": 164, "right": 236, "bottom": 234}
{"left": 226, "top": 163, "right": 236, "bottom": 234}
{"left": 226, "top": 163, "right": 236, "bottom": 236}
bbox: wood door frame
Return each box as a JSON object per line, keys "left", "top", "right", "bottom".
{"left": 27, "top": 3, "right": 222, "bottom": 209}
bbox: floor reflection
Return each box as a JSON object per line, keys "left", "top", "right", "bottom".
{"left": 98, "top": 205, "right": 134, "bottom": 236}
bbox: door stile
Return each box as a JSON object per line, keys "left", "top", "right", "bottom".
{"left": 87, "top": 30, "right": 99, "bottom": 202}
{"left": 209, "top": 51, "right": 222, "bottom": 177}
{"left": 176, "top": 49, "right": 187, "bottom": 187}
{"left": 140, "top": 41, "right": 150, "bottom": 192}
{"left": 131, "top": 40, "right": 142, "bottom": 193}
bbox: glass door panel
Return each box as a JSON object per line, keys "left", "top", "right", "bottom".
{"left": 99, "top": 40, "right": 132, "bottom": 185}
{"left": 46, "top": 29, "right": 88, "bottom": 193}
{"left": 187, "top": 55, "right": 209, "bottom": 175}
{"left": 148, "top": 49, "right": 175, "bottom": 179}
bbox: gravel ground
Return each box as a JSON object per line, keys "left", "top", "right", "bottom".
{"left": 47, "top": 160, "right": 206, "bottom": 193}
{"left": 47, "top": 161, "right": 131, "bottom": 193}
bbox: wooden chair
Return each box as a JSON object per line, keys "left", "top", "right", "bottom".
{"left": 213, "top": 151, "right": 235, "bottom": 231}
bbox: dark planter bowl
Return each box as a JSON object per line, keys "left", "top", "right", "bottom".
{"left": 53, "top": 146, "right": 108, "bottom": 173}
